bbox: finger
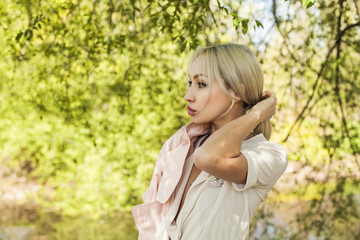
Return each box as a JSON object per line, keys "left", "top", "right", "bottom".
{"left": 267, "top": 91, "right": 275, "bottom": 98}
{"left": 262, "top": 91, "right": 271, "bottom": 97}
{"left": 268, "top": 94, "right": 276, "bottom": 102}
{"left": 262, "top": 92, "right": 270, "bottom": 99}
{"left": 262, "top": 91, "right": 275, "bottom": 98}
{"left": 263, "top": 90, "right": 273, "bottom": 94}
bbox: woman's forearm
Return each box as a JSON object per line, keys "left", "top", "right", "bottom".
{"left": 197, "top": 111, "right": 261, "bottom": 161}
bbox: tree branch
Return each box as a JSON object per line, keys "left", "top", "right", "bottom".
{"left": 334, "top": 2, "right": 360, "bottom": 166}
{"left": 282, "top": 20, "right": 360, "bottom": 143}
{"left": 208, "top": 2, "right": 218, "bottom": 28}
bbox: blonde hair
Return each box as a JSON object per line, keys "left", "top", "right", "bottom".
{"left": 188, "top": 43, "right": 272, "bottom": 140}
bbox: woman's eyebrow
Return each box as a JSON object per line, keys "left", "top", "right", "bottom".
{"left": 188, "top": 73, "right": 208, "bottom": 79}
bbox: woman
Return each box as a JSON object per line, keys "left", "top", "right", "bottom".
{"left": 132, "top": 43, "right": 288, "bottom": 240}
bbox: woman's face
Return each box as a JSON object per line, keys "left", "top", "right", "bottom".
{"left": 184, "top": 55, "right": 233, "bottom": 124}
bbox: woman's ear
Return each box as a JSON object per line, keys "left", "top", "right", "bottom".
{"left": 229, "top": 89, "right": 241, "bottom": 102}
{"left": 234, "top": 96, "right": 241, "bottom": 102}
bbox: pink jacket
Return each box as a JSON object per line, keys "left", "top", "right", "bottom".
{"left": 132, "top": 122, "right": 211, "bottom": 240}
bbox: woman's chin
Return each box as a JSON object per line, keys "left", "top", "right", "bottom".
{"left": 191, "top": 118, "right": 202, "bottom": 124}
{"left": 191, "top": 118, "right": 211, "bottom": 125}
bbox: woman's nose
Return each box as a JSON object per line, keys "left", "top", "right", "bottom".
{"left": 184, "top": 88, "right": 194, "bottom": 102}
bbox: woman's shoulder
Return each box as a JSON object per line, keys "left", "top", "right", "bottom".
{"left": 243, "top": 133, "right": 286, "bottom": 151}
{"left": 242, "top": 133, "right": 288, "bottom": 166}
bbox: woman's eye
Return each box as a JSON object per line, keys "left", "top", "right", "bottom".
{"left": 198, "top": 82, "right": 207, "bottom": 88}
{"left": 199, "top": 82, "right": 207, "bottom": 88}
{"left": 187, "top": 80, "right": 206, "bottom": 88}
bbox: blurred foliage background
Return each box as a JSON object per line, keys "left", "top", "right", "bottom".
{"left": 0, "top": 0, "right": 359, "bottom": 239}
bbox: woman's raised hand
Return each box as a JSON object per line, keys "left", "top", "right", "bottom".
{"left": 249, "top": 91, "right": 277, "bottom": 122}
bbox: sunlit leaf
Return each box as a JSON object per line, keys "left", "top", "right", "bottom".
{"left": 302, "top": 0, "right": 316, "bottom": 8}
{"left": 241, "top": 18, "right": 249, "bottom": 34}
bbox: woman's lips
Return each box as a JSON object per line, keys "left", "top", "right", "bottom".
{"left": 187, "top": 105, "right": 197, "bottom": 116}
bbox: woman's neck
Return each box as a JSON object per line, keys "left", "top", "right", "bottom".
{"left": 209, "top": 103, "right": 245, "bottom": 135}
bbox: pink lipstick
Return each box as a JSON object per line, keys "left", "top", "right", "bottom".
{"left": 187, "top": 105, "right": 197, "bottom": 116}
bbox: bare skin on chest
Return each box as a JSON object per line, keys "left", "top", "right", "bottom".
{"left": 175, "top": 135, "right": 209, "bottom": 222}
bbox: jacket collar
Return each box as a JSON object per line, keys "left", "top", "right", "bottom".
{"left": 156, "top": 122, "right": 211, "bottom": 203}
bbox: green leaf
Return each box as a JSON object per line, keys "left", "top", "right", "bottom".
{"left": 24, "top": 29, "right": 30, "bottom": 37}
{"left": 230, "top": 12, "right": 237, "bottom": 17}
{"left": 255, "top": 20, "right": 264, "bottom": 29}
{"left": 232, "top": 18, "right": 240, "bottom": 30}
{"left": 179, "top": 35, "right": 185, "bottom": 44}
{"left": 24, "top": 29, "right": 33, "bottom": 40}
{"left": 15, "top": 31, "right": 23, "bottom": 42}
{"left": 180, "top": 42, "right": 187, "bottom": 52}
{"left": 302, "top": 0, "right": 316, "bottom": 9}
{"left": 335, "top": 58, "right": 342, "bottom": 66}
{"left": 241, "top": 19, "right": 249, "bottom": 34}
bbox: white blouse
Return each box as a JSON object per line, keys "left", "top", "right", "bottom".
{"left": 164, "top": 133, "right": 288, "bottom": 240}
